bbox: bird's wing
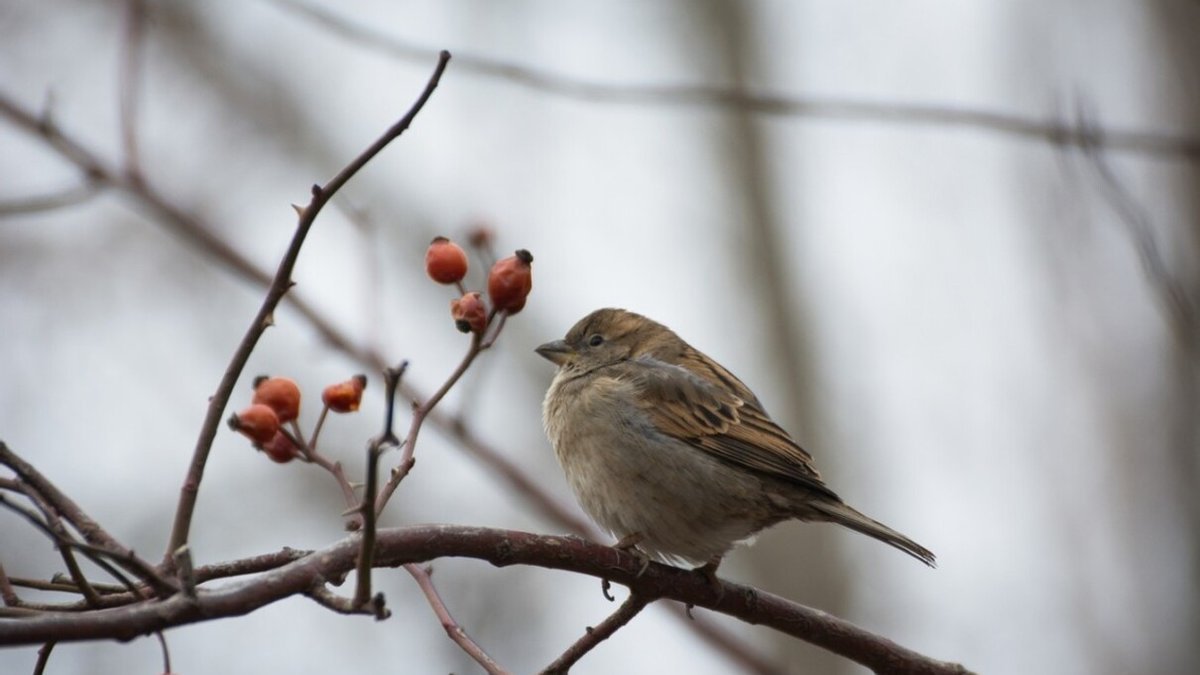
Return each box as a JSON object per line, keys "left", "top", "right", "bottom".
{"left": 619, "top": 355, "right": 837, "bottom": 499}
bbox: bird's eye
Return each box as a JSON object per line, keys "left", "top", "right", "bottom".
{"left": 588, "top": 334, "right": 604, "bottom": 347}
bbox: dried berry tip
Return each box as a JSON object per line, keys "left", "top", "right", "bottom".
{"left": 230, "top": 404, "right": 281, "bottom": 446}
{"left": 515, "top": 249, "right": 533, "bottom": 264}
{"left": 450, "top": 291, "right": 488, "bottom": 334}
{"left": 323, "top": 376, "right": 366, "bottom": 413}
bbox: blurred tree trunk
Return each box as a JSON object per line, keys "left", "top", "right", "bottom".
{"left": 1146, "top": 6, "right": 1200, "bottom": 672}
{"left": 695, "top": 3, "right": 853, "bottom": 673}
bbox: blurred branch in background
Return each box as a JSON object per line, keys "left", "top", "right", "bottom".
{"left": 118, "top": 0, "right": 148, "bottom": 183}
{"left": 1075, "top": 100, "right": 1198, "bottom": 343}
{"left": 273, "top": 0, "right": 1200, "bottom": 163}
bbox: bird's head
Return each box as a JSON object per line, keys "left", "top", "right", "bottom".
{"left": 535, "top": 308, "right": 681, "bottom": 373}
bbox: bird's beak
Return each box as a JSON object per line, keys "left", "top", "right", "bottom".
{"left": 535, "top": 339, "right": 575, "bottom": 366}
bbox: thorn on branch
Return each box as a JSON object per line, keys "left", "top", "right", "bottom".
{"left": 540, "top": 592, "right": 651, "bottom": 675}
{"left": 173, "top": 545, "right": 197, "bottom": 599}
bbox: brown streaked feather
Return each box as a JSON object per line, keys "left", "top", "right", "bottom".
{"left": 617, "top": 354, "right": 838, "bottom": 501}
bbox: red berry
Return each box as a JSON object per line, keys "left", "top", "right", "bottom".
{"left": 425, "top": 236, "right": 469, "bottom": 284}
{"left": 451, "top": 292, "right": 488, "bottom": 334}
{"left": 487, "top": 249, "right": 533, "bottom": 315}
{"left": 322, "top": 375, "right": 367, "bottom": 413}
{"left": 252, "top": 376, "right": 301, "bottom": 424}
{"left": 229, "top": 404, "right": 280, "bottom": 446}
{"left": 261, "top": 431, "right": 299, "bottom": 463}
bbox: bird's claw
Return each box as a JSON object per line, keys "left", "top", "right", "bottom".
{"left": 697, "top": 556, "right": 725, "bottom": 602}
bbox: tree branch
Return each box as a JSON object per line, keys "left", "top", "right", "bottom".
{"left": 0, "top": 526, "right": 972, "bottom": 675}
{"left": 271, "top": 0, "right": 1200, "bottom": 163}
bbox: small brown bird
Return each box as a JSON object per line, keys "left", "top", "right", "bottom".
{"left": 537, "top": 308, "right": 935, "bottom": 576}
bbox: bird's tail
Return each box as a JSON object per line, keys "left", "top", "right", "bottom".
{"left": 811, "top": 500, "right": 936, "bottom": 567}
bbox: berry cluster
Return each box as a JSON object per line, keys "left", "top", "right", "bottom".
{"left": 228, "top": 374, "right": 366, "bottom": 463}
{"left": 425, "top": 233, "right": 533, "bottom": 335}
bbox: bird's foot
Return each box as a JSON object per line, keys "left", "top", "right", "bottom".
{"left": 612, "top": 533, "right": 651, "bottom": 578}
{"left": 696, "top": 556, "right": 725, "bottom": 602}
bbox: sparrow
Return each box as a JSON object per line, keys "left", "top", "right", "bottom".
{"left": 537, "top": 308, "right": 935, "bottom": 576}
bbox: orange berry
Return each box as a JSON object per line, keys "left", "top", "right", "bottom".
{"left": 425, "top": 236, "right": 469, "bottom": 284}
{"left": 487, "top": 249, "right": 533, "bottom": 315}
{"left": 229, "top": 404, "right": 280, "bottom": 446}
{"left": 261, "top": 431, "right": 299, "bottom": 463}
{"left": 451, "top": 291, "right": 488, "bottom": 334}
{"left": 252, "top": 376, "right": 301, "bottom": 423}
{"left": 322, "top": 375, "right": 367, "bottom": 413}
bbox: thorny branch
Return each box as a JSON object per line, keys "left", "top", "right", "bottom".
{"left": 161, "top": 49, "right": 452, "bottom": 563}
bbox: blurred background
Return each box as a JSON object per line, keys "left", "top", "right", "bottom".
{"left": 2, "top": 1, "right": 1197, "bottom": 673}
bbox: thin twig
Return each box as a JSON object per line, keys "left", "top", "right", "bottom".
{"left": 1, "top": 493, "right": 174, "bottom": 666}
{"left": 161, "top": 50, "right": 452, "bottom": 563}
{"left": 8, "top": 576, "right": 126, "bottom": 597}
{"left": 376, "top": 327, "right": 494, "bottom": 515}
{"left": 0, "top": 443, "right": 135, "bottom": 561}
{"left": 541, "top": 592, "right": 650, "bottom": 675}
{"left": 32, "top": 641, "right": 54, "bottom": 675}
{"left": 15, "top": 483, "right": 103, "bottom": 608}
{"left": 0, "top": 563, "right": 20, "bottom": 607}
{"left": 285, "top": 420, "right": 361, "bottom": 528}
{"left": 308, "top": 405, "right": 331, "bottom": 452}
{"left": 0, "top": 458, "right": 175, "bottom": 598}
{"left": 0, "top": 494, "right": 175, "bottom": 599}
{"left": 406, "top": 564, "right": 512, "bottom": 675}
{"left": 353, "top": 363, "right": 405, "bottom": 608}
{"left": 305, "top": 583, "right": 386, "bottom": 618}
{"left": 271, "top": 0, "right": 1200, "bottom": 162}
{"left": 155, "top": 630, "right": 171, "bottom": 675}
